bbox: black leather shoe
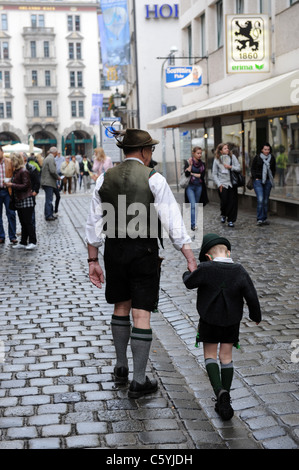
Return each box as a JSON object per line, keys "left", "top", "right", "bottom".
{"left": 113, "top": 366, "right": 129, "bottom": 384}
{"left": 46, "top": 216, "right": 57, "bottom": 221}
{"left": 215, "top": 389, "right": 234, "bottom": 421}
{"left": 128, "top": 376, "right": 158, "bottom": 398}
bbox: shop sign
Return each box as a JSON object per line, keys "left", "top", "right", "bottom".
{"left": 145, "top": 4, "right": 179, "bottom": 19}
{"left": 165, "top": 66, "right": 202, "bottom": 88}
{"left": 226, "top": 15, "right": 270, "bottom": 73}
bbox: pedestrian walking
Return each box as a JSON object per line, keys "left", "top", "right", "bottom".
{"left": 212, "top": 143, "right": 241, "bottom": 228}
{"left": 80, "top": 155, "right": 92, "bottom": 192}
{"left": 22, "top": 152, "right": 40, "bottom": 228}
{"left": 40, "top": 147, "right": 60, "bottom": 221}
{"left": 91, "top": 147, "right": 113, "bottom": 181}
{"left": 0, "top": 146, "right": 17, "bottom": 245}
{"left": 71, "top": 155, "right": 80, "bottom": 192}
{"left": 85, "top": 128, "right": 197, "bottom": 398}
{"left": 4, "top": 153, "right": 37, "bottom": 250}
{"left": 251, "top": 143, "right": 276, "bottom": 226}
{"left": 61, "top": 156, "right": 76, "bottom": 194}
{"left": 54, "top": 152, "right": 65, "bottom": 191}
{"left": 183, "top": 233, "right": 261, "bottom": 420}
{"left": 184, "top": 146, "right": 209, "bottom": 231}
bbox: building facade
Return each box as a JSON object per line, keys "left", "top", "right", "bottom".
{"left": 148, "top": 0, "right": 299, "bottom": 218}
{"left": 0, "top": 0, "right": 101, "bottom": 156}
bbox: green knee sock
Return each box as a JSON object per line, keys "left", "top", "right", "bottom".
{"left": 130, "top": 327, "right": 152, "bottom": 384}
{"left": 205, "top": 358, "right": 222, "bottom": 396}
{"left": 221, "top": 361, "right": 234, "bottom": 393}
{"left": 111, "top": 315, "right": 131, "bottom": 369}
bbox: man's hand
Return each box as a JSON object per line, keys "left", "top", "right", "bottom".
{"left": 181, "top": 244, "right": 197, "bottom": 273}
{"left": 89, "top": 262, "right": 105, "bottom": 289}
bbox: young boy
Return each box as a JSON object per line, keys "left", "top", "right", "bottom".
{"left": 183, "top": 233, "right": 261, "bottom": 420}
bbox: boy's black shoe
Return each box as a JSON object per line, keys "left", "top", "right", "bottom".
{"left": 215, "top": 389, "right": 234, "bottom": 421}
{"left": 128, "top": 376, "right": 158, "bottom": 398}
{"left": 113, "top": 366, "right": 129, "bottom": 384}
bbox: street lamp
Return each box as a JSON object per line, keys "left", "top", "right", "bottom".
{"left": 161, "top": 46, "right": 178, "bottom": 179}
{"left": 113, "top": 88, "right": 122, "bottom": 109}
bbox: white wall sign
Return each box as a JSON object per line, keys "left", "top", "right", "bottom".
{"left": 226, "top": 15, "right": 270, "bottom": 73}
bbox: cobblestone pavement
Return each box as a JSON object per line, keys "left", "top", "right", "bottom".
{"left": 0, "top": 189, "right": 298, "bottom": 450}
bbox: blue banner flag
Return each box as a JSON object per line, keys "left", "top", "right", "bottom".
{"left": 90, "top": 94, "right": 103, "bottom": 125}
{"left": 99, "top": 0, "right": 130, "bottom": 66}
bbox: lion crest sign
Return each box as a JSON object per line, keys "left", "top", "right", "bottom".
{"left": 226, "top": 15, "right": 270, "bottom": 73}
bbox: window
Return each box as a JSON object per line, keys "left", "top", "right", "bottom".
{"left": 68, "top": 43, "right": 74, "bottom": 59}
{"left": 30, "top": 41, "right": 36, "bottom": 58}
{"left": 236, "top": 0, "right": 244, "bottom": 13}
{"left": 1, "top": 14, "right": 8, "bottom": 31}
{"left": 46, "top": 100, "right": 52, "bottom": 117}
{"left": 0, "top": 101, "right": 12, "bottom": 118}
{"left": 187, "top": 25, "right": 192, "bottom": 65}
{"left": 260, "top": 0, "right": 272, "bottom": 15}
{"left": 38, "top": 15, "right": 45, "bottom": 27}
{"left": 33, "top": 100, "right": 39, "bottom": 117}
{"left": 78, "top": 100, "right": 84, "bottom": 117}
{"left": 31, "top": 15, "right": 37, "bottom": 28}
{"left": 6, "top": 101, "right": 11, "bottom": 118}
{"left": 290, "top": 0, "right": 299, "bottom": 4}
{"left": 200, "top": 14, "right": 206, "bottom": 58}
{"left": 76, "top": 43, "right": 82, "bottom": 60}
{"left": 77, "top": 71, "right": 83, "bottom": 87}
{"left": 71, "top": 100, "right": 84, "bottom": 118}
{"left": 217, "top": 0, "right": 223, "bottom": 48}
{"left": 4, "top": 71, "right": 10, "bottom": 88}
{"left": 45, "top": 70, "right": 51, "bottom": 86}
{"left": 44, "top": 41, "right": 49, "bottom": 58}
{"left": 67, "top": 15, "right": 80, "bottom": 32}
{"left": 69, "top": 43, "right": 82, "bottom": 59}
{"left": 32, "top": 70, "right": 38, "bottom": 86}
{"left": 75, "top": 16, "right": 80, "bottom": 31}
{"left": 70, "top": 71, "right": 75, "bottom": 87}
{"left": 2, "top": 42, "right": 9, "bottom": 59}
{"left": 67, "top": 16, "right": 73, "bottom": 31}
{"left": 71, "top": 101, "right": 76, "bottom": 117}
{"left": 70, "top": 71, "right": 83, "bottom": 88}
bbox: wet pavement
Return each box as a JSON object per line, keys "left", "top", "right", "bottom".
{"left": 0, "top": 188, "right": 298, "bottom": 450}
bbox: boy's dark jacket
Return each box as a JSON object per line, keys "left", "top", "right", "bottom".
{"left": 183, "top": 261, "right": 261, "bottom": 327}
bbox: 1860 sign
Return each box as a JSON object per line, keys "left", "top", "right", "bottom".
{"left": 145, "top": 4, "right": 179, "bottom": 19}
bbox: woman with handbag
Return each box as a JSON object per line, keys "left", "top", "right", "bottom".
{"left": 184, "top": 147, "right": 208, "bottom": 231}
{"left": 251, "top": 143, "right": 276, "bottom": 226}
{"left": 4, "top": 153, "right": 37, "bottom": 250}
{"left": 212, "top": 143, "right": 241, "bottom": 228}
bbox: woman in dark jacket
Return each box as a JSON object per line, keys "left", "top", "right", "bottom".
{"left": 251, "top": 143, "right": 276, "bottom": 226}
{"left": 184, "top": 146, "right": 209, "bottom": 231}
{"left": 4, "top": 153, "right": 37, "bottom": 250}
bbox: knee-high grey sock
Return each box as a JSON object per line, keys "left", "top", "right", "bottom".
{"left": 111, "top": 315, "right": 131, "bottom": 369}
{"left": 130, "top": 327, "right": 152, "bottom": 384}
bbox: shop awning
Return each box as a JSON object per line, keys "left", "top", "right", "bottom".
{"left": 148, "top": 69, "right": 299, "bottom": 129}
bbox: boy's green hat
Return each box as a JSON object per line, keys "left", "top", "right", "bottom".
{"left": 199, "top": 233, "right": 231, "bottom": 262}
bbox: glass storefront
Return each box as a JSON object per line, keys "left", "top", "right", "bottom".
{"left": 245, "top": 114, "right": 299, "bottom": 202}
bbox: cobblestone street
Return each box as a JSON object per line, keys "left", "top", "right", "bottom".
{"left": 0, "top": 190, "right": 298, "bottom": 451}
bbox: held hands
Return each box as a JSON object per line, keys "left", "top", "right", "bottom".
{"left": 89, "top": 261, "right": 105, "bottom": 289}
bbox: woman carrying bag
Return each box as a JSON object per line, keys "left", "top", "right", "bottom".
{"left": 212, "top": 143, "right": 241, "bottom": 228}
{"left": 184, "top": 146, "right": 208, "bottom": 231}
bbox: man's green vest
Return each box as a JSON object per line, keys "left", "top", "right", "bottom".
{"left": 99, "top": 160, "right": 160, "bottom": 239}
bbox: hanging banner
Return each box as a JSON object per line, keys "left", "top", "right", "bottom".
{"left": 99, "top": 1, "right": 130, "bottom": 66}
{"left": 226, "top": 14, "right": 270, "bottom": 73}
{"left": 89, "top": 93, "right": 103, "bottom": 125}
{"left": 165, "top": 66, "right": 202, "bottom": 88}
